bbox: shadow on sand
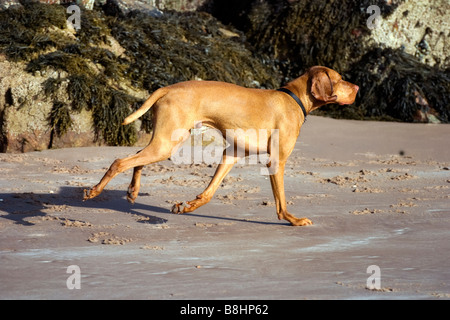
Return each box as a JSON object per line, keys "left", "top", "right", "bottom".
{"left": 0, "top": 186, "right": 287, "bottom": 226}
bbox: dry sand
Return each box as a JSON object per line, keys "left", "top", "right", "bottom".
{"left": 0, "top": 116, "right": 449, "bottom": 299}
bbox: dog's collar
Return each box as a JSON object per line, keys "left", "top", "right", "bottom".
{"left": 276, "top": 88, "right": 307, "bottom": 123}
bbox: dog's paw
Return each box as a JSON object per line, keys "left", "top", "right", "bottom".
{"left": 126, "top": 194, "right": 136, "bottom": 204}
{"left": 83, "top": 188, "right": 91, "bottom": 201}
{"left": 83, "top": 186, "right": 100, "bottom": 201}
{"left": 291, "top": 217, "right": 313, "bottom": 226}
{"left": 126, "top": 186, "right": 137, "bottom": 204}
{"left": 171, "top": 201, "right": 191, "bottom": 214}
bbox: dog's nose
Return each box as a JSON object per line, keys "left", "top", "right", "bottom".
{"left": 354, "top": 84, "right": 359, "bottom": 91}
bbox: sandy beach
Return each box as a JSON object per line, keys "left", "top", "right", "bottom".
{"left": 0, "top": 116, "right": 449, "bottom": 299}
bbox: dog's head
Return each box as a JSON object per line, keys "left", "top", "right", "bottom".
{"left": 307, "top": 66, "right": 359, "bottom": 108}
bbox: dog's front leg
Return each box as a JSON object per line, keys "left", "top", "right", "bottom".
{"left": 126, "top": 150, "right": 145, "bottom": 204}
{"left": 127, "top": 165, "right": 144, "bottom": 204}
{"left": 171, "top": 152, "right": 239, "bottom": 214}
{"left": 268, "top": 161, "right": 313, "bottom": 226}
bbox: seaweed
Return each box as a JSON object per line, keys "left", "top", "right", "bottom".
{"left": 0, "top": 2, "right": 68, "bottom": 61}
{"left": 91, "top": 89, "right": 138, "bottom": 146}
{"left": 225, "top": 0, "right": 448, "bottom": 123}
{"left": 0, "top": 3, "right": 135, "bottom": 146}
{"left": 349, "top": 48, "right": 449, "bottom": 122}
{"left": 1, "top": 3, "right": 281, "bottom": 148}
{"left": 109, "top": 10, "right": 280, "bottom": 92}
{"left": 43, "top": 77, "right": 65, "bottom": 100}
{"left": 26, "top": 50, "right": 94, "bottom": 76}
{"left": 66, "top": 74, "right": 94, "bottom": 111}
{"left": 48, "top": 100, "right": 72, "bottom": 148}
{"left": 76, "top": 7, "right": 111, "bottom": 46}
{"left": 316, "top": 48, "right": 450, "bottom": 123}
{"left": 242, "top": 0, "right": 402, "bottom": 78}
{"left": 88, "top": 47, "right": 127, "bottom": 81}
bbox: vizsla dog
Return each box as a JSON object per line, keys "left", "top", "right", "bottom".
{"left": 83, "top": 66, "right": 359, "bottom": 226}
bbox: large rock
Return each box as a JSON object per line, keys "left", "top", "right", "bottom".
{"left": 1, "top": 56, "right": 50, "bottom": 152}
{"left": 1, "top": 2, "right": 276, "bottom": 152}
{"left": 0, "top": 0, "right": 98, "bottom": 11}
{"left": 0, "top": 0, "right": 21, "bottom": 10}
{"left": 370, "top": 0, "right": 450, "bottom": 67}
{"left": 231, "top": 0, "right": 449, "bottom": 123}
{"left": 152, "top": 0, "right": 207, "bottom": 11}
{"left": 102, "top": 0, "right": 163, "bottom": 16}
{"left": 0, "top": 56, "right": 96, "bottom": 152}
{"left": 0, "top": 55, "right": 149, "bottom": 153}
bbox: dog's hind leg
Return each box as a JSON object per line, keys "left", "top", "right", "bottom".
{"left": 83, "top": 137, "right": 183, "bottom": 201}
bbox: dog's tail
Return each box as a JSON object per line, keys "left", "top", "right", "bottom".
{"left": 122, "top": 87, "right": 169, "bottom": 125}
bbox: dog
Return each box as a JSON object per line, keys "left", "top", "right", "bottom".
{"left": 83, "top": 66, "right": 359, "bottom": 226}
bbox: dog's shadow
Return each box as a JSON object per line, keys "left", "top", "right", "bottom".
{"left": 0, "top": 186, "right": 286, "bottom": 226}
{"left": 0, "top": 186, "right": 171, "bottom": 226}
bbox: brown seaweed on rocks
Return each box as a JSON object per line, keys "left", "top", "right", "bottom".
{"left": 210, "top": 0, "right": 448, "bottom": 123}
{"left": 345, "top": 48, "right": 450, "bottom": 123}
{"left": 108, "top": 9, "right": 280, "bottom": 92}
{"left": 0, "top": 2, "right": 67, "bottom": 61}
{"left": 48, "top": 100, "right": 72, "bottom": 148}
{"left": 1, "top": 0, "right": 447, "bottom": 152}
{"left": 241, "top": 0, "right": 401, "bottom": 79}
{"left": 0, "top": 2, "right": 280, "bottom": 148}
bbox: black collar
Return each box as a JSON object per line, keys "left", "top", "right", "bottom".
{"left": 276, "top": 88, "right": 307, "bottom": 123}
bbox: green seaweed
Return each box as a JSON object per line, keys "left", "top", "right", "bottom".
{"left": 76, "top": 7, "right": 111, "bottom": 46}
{"left": 43, "top": 77, "right": 64, "bottom": 100}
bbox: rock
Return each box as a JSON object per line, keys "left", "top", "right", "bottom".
{"left": 370, "top": 0, "right": 450, "bottom": 67}
{"left": 101, "top": 0, "right": 209, "bottom": 16}
{"left": 152, "top": 0, "right": 207, "bottom": 12}
{"left": 102, "top": 0, "right": 163, "bottom": 17}
{"left": 0, "top": 56, "right": 51, "bottom": 152}
{"left": 218, "top": 27, "right": 240, "bottom": 38}
{"left": 0, "top": 0, "right": 207, "bottom": 12}
{"left": 0, "top": 57, "right": 91, "bottom": 152}
{"left": 80, "top": 0, "right": 96, "bottom": 10}
{"left": 4, "top": 0, "right": 97, "bottom": 10}
{"left": 0, "top": 56, "right": 148, "bottom": 153}
{"left": 0, "top": 2, "right": 279, "bottom": 152}
{"left": 0, "top": 0, "right": 22, "bottom": 10}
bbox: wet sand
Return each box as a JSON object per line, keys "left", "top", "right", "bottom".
{"left": 0, "top": 116, "right": 449, "bottom": 299}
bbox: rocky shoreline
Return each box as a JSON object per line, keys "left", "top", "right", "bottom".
{"left": 1, "top": 0, "right": 448, "bottom": 153}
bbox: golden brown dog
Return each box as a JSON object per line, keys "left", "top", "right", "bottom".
{"left": 83, "top": 66, "right": 359, "bottom": 226}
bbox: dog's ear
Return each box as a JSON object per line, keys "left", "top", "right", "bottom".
{"left": 310, "top": 71, "right": 338, "bottom": 102}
